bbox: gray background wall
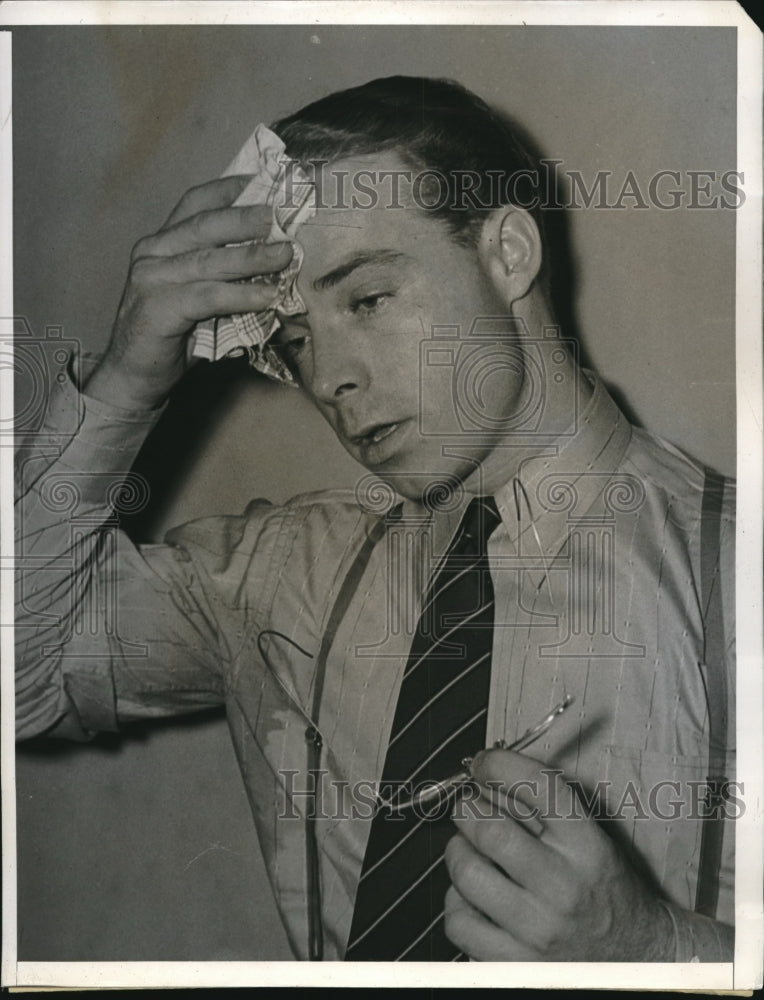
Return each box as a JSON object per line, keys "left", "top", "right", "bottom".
{"left": 12, "top": 25, "right": 736, "bottom": 960}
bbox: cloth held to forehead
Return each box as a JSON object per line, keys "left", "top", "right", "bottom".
{"left": 189, "top": 124, "right": 316, "bottom": 386}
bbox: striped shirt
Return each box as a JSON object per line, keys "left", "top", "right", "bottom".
{"left": 15, "top": 362, "right": 735, "bottom": 960}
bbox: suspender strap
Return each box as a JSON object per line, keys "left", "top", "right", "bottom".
{"left": 305, "top": 511, "right": 391, "bottom": 960}
{"left": 694, "top": 468, "right": 728, "bottom": 918}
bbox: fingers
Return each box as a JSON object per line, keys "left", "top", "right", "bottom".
{"left": 137, "top": 203, "right": 277, "bottom": 260}
{"left": 451, "top": 801, "right": 563, "bottom": 893}
{"left": 445, "top": 754, "right": 664, "bottom": 962}
{"left": 445, "top": 830, "right": 565, "bottom": 954}
{"left": 180, "top": 279, "right": 284, "bottom": 324}
{"left": 443, "top": 885, "right": 541, "bottom": 962}
{"left": 101, "top": 176, "right": 291, "bottom": 409}
{"left": 445, "top": 831, "right": 529, "bottom": 927}
{"left": 163, "top": 175, "right": 254, "bottom": 227}
{"left": 127, "top": 240, "right": 293, "bottom": 328}
{"left": 470, "top": 747, "right": 552, "bottom": 794}
{"left": 135, "top": 241, "right": 293, "bottom": 285}
{"left": 469, "top": 748, "right": 582, "bottom": 852}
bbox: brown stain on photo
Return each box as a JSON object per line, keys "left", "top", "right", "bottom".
{"left": 103, "top": 27, "right": 204, "bottom": 194}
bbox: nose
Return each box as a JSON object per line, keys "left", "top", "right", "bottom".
{"left": 306, "top": 324, "right": 370, "bottom": 404}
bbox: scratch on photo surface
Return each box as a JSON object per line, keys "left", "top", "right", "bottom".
{"left": 183, "top": 842, "right": 242, "bottom": 872}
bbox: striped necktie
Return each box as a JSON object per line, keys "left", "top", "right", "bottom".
{"left": 345, "top": 495, "right": 502, "bottom": 961}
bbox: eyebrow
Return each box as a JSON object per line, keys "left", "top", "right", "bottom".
{"left": 312, "top": 250, "right": 413, "bottom": 292}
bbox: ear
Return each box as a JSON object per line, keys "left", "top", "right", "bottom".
{"left": 478, "top": 207, "right": 543, "bottom": 306}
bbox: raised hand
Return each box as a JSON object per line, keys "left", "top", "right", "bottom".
{"left": 85, "top": 175, "right": 293, "bottom": 410}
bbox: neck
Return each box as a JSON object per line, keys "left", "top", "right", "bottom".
{"left": 463, "top": 297, "right": 594, "bottom": 496}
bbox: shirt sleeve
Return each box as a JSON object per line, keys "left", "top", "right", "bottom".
{"left": 14, "top": 358, "right": 271, "bottom": 742}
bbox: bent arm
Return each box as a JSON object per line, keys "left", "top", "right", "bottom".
{"left": 15, "top": 360, "right": 226, "bottom": 741}
{"left": 15, "top": 177, "right": 301, "bottom": 742}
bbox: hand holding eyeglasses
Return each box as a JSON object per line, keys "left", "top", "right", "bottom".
{"left": 377, "top": 695, "right": 574, "bottom": 814}
{"left": 442, "top": 737, "right": 678, "bottom": 962}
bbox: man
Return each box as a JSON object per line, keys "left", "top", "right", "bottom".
{"left": 15, "top": 76, "right": 735, "bottom": 962}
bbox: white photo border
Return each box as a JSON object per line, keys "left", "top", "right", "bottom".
{"left": 1, "top": 1, "right": 761, "bottom": 990}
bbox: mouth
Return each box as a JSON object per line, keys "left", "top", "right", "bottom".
{"left": 346, "top": 419, "right": 408, "bottom": 464}
{"left": 351, "top": 421, "right": 401, "bottom": 446}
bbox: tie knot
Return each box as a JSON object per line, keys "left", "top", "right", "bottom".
{"left": 459, "top": 495, "right": 501, "bottom": 553}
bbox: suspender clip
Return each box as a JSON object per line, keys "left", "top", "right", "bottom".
{"left": 703, "top": 774, "right": 730, "bottom": 817}
{"left": 305, "top": 725, "right": 323, "bottom": 750}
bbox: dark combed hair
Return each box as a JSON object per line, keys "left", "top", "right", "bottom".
{"left": 272, "top": 75, "right": 547, "bottom": 251}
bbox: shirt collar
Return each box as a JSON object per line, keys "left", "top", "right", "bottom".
{"left": 492, "top": 369, "right": 632, "bottom": 561}
{"left": 361, "top": 370, "right": 632, "bottom": 562}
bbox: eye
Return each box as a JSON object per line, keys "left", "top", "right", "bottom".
{"left": 350, "top": 292, "right": 392, "bottom": 315}
{"left": 276, "top": 334, "right": 311, "bottom": 364}
{"left": 282, "top": 333, "right": 309, "bottom": 353}
{"left": 271, "top": 323, "right": 312, "bottom": 379}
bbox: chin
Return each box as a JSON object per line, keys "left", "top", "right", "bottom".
{"left": 368, "top": 452, "right": 485, "bottom": 505}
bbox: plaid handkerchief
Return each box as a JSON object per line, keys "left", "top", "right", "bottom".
{"left": 189, "top": 124, "right": 316, "bottom": 386}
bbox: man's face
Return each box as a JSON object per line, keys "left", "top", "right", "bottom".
{"left": 277, "top": 153, "right": 527, "bottom": 499}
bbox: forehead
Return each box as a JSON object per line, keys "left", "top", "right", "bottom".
{"left": 296, "top": 151, "right": 453, "bottom": 276}
{"left": 309, "top": 150, "right": 416, "bottom": 205}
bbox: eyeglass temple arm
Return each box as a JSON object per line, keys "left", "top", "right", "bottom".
{"left": 383, "top": 695, "right": 574, "bottom": 812}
